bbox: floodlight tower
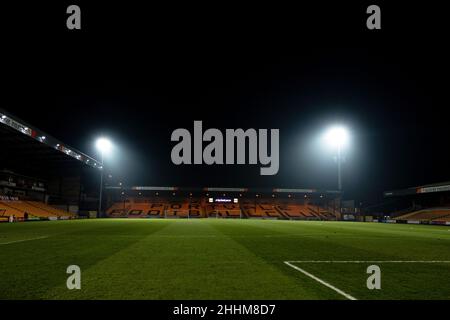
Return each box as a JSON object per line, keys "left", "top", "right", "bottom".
{"left": 323, "top": 126, "right": 349, "bottom": 191}
{"left": 96, "top": 137, "right": 112, "bottom": 217}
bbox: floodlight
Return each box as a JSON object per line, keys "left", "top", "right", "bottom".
{"left": 322, "top": 125, "right": 350, "bottom": 191}
{"left": 95, "top": 137, "right": 113, "bottom": 218}
{"left": 96, "top": 137, "right": 112, "bottom": 153}
{"left": 324, "top": 126, "right": 350, "bottom": 149}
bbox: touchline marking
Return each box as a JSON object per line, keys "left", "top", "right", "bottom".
{"left": 0, "top": 236, "right": 48, "bottom": 245}
{"left": 284, "top": 260, "right": 450, "bottom": 300}
{"left": 284, "top": 261, "right": 357, "bottom": 300}
{"left": 286, "top": 260, "right": 450, "bottom": 263}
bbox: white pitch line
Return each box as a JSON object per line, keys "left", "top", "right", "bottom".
{"left": 284, "top": 261, "right": 357, "bottom": 300}
{"left": 0, "top": 236, "right": 48, "bottom": 245}
{"left": 286, "top": 260, "right": 450, "bottom": 263}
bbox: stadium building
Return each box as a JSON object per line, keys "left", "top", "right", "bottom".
{"left": 384, "top": 182, "right": 450, "bottom": 225}
{"left": 2, "top": 107, "right": 450, "bottom": 225}
{"left": 105, "top": 186, "right": 340, "bottom": 220}
{"left": 0, "top": 108, "right": 102, "bottom": 221}
{"left": 1, "top": 108, "right": 342, "bottom": 222}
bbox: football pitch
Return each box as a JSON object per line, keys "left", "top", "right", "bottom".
{"left": 1, "top": 219, "right": 450, "bottom": 300}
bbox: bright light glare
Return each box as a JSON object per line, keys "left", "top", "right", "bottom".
{"left": 96, "top": 137, "right": 112, "bottom": 153}
{"left": 323, "top": 126, "right": 350, "bottom": 149}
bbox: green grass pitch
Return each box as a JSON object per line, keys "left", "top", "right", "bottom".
{"left": 1, "top": 219, "right": 450, "bottom": 300}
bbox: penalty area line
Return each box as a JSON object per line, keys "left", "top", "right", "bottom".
{"left": 284, "top": 261, "right": 357, "bottom": 300}
{"left": 0, "top": 236, "right": 49, "bottom": 245}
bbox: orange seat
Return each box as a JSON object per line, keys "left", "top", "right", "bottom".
{"left": 0, "top": 200, "right": 73, "bottom": 220}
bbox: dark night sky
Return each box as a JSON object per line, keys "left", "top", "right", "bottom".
{"left": 2, "top": 2, "right": 449, "bottom": 203}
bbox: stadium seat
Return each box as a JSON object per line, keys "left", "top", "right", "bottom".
{"left": 0, "top": 200, "right": 73, "bottom": 220}
{"left": 106, "top": 198, "right": 205, "bottom": 218}
{"left": 205, "top": 203, "right": 241, "bottom": 218}
{"left": 0, "top": 201, "right": 25, "bottom": 219}
{"left": 240, "top": 200, "right": 298, "bottom": 219}
{"left": 274, "top": 203, "right": 320, "bottom": 220}
{"left": 105, "top": 197, "right": 339, "bottom": 221}
{"left": 395, "top": 208, "right": 450, "bottom": 221}
{"left": 26, "top": 201, "right": 73, "bottom": 217}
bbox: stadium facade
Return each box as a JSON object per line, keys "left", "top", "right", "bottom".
{"left": 1, "top": 108, "right": 342, "bottom": 221}
{"left": 0, "top": 108, "right": 102, "bottom": 220}
{"left": 383, "top": 181, "right": 450, "bottom": 224}
{"left": 105, "top": 186, "right": 341, "bottom": 220}
{"left": 2, "top": 107, "right": 450, "bottom": 224}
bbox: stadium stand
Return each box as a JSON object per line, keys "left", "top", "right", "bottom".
{"left": 1, "top": 108, "right": 104, "bottom": 221}
{"left": 165, "top": 199, "right": 198, "bottom": 218}
{"left": 385, "top": 182, "right": 450, "bottom": 224}
{"left": 106, "top": 197, "right": 337, "bottom": 220}
{"left": 249, "top": 202, "right": 285, "bottom": 219}
{"left": 0, "top": 199, "right": 74, "bottom": 220}
{"left": 315, "top": 207, "right": 337, "bottom": 220}
{"left": 433, "top": 215, "right": 450, "bottom": 222}
{"left": 27, "top": 201, "right": 73, "bottom": 217}
{"left": 395, "top": 208, "right": 450, "bottom": 222}
{"left": 0, "top": 201, "right": 25, "bottom": 219}
{"left": 107, "top": 198, "right": 205, "bottom": 218}
{"left": 205, "top": 203, "right": 241, "bottom": 218}
{"left": 106, "top": 201, "right": 131, "bottom": 217}
{"left": 274, "top": 203, "right": 319, "bottom": 219}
